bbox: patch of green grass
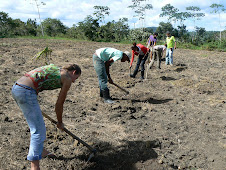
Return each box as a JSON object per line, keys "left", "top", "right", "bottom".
{"left": 7, "top": 36, "right": 226, "bottom": 52}
{"left": 201, "top": 54, "right": 208, "bottom": 57}
{"left": 16, "top": 36, "right": 89, "bottom": 42}
{"left": 0, "top": 43, "right": 11, "bottom": 47}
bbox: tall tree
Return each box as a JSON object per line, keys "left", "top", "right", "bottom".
{"left": 111, "top": 18, "right": 129, "bottom": 42}
{"left": 177, "top": 24, "right": 189, "bottom": 42}
{"left": 175, "top": 12, "right": 191, "bottom": 26}
{"left": 128, "top": 0, "right": 153, "bottom": 29}
{"left": 0, "top": 12, "right": 26, "bottom": 37}
{"left": 156, "top": 22, "right": 174, "bottom": 39}
{"left": 26, "top": 19, "right": 38, "bottom": 36}
{"left": 210, "top": 3, "right": 225, "bottom": 42}
{"left": 76, "top": 15, "right": 99, "bottom": 41}
{"left": 93, "top": 6, "right": 110, "bottom": 25}
{"left": 26, "top": 0, "right": 46, "bottom": 36}
{"left": 186, "top": 6, "right": 205, "bottom": 41}
{"left": 13, "top": 19, "right": 27, "bottom": 36}
{"left": 186, "top": 6, "right": 205, "bottom": 29}
{"left": 160, "top": 4, "right": 179, "bottom": 26}
{"left": 42, "top": 18, "right": 67, "bottom": 37}
{"left": 0, "top": 12, "right": 13, "bottom": 37}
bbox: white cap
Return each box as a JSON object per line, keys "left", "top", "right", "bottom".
{"left": 124, "top": 51, "right": 131, "bottom": 60}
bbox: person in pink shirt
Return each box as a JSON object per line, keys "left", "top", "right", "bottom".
{"left": 130, "top": 42, "right": 150, "bottom": 79}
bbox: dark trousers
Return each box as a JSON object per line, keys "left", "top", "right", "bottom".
{"left": 132, "top": 54, "right": 148, "bottom": 77}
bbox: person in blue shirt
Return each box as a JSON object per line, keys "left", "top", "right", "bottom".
{"left": 93, "top": 48, "right": 131, "bottom": 104}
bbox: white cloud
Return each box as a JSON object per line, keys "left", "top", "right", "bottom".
{"left": 0, "top": 0, "right": 225, "bottom": 31}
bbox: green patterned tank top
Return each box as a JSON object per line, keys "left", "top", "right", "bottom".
{"left": 25, "top": 64, "right": 62, "bottom": 93}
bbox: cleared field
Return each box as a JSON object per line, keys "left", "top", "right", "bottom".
{"left": 0, "top": 38, "right": 225, "bottom": 170}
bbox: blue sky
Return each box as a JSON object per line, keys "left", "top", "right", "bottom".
{"left": 1, "top": 0, "right": 225, "bottom": 31}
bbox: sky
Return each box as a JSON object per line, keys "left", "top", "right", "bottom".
{"left": 0, "top": 0, "right": 226, "bottom": 31}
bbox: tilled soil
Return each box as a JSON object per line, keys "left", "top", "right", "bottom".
{"left": 0, "top": 38, "right": 225, "bottom": 170}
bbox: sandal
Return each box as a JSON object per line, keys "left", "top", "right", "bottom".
{"left": 43, "top": 152, "right": 56, "bottom": 158}
{"left": 42, "top": 149, "right": 56, "bottom": 158}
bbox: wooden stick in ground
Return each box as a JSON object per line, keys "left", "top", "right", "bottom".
{"left": 42, "top": 112, "right": 96, "bottom": 154}
{"left": 111, "top": 82, "right": 129, "bottom": 94}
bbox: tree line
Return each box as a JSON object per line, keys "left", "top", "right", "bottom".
{"left": 0, "top": 2, "right": 225, "bottom": 50}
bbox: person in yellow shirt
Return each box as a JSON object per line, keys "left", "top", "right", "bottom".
{"left": 165, "top": 31, "right": 176, "bottom": 66}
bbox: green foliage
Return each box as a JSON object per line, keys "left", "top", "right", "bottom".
{"left": 0, "top": 11, "right": 17, "bottom": 37}
{"left": 76, "top": 15, "right": 99, "bottom": 41}
{"left": 128, "top": 28, "right": 150, "bottom": 42}
{"left": 65, "top": 16, "right": 129, "bottom": 42}
{"left": 0, "top": 5, "right": 225, "bottom": 52}
{"left": 0, "top": 11, "right": 38, "bottom": 37}
{"left": 93, "top": 6, "right": 110, "bottom": 24}
{"left": 33, "top": 47, "right": 52, "bottom": 65}
{"left": 156, "top": 22, "right": 174, "bottom": 39}
{"left": 26, "top": 19, "right": 38, "bottom": 36}
{"left": 128, "top": 28, "right": 143, "bottom": 41}
{"left": 128, "top": 0, "right": 153, "bottom": 27}
{"left": 210, "top": 3, "right": 225, "bottom": 13}
{"left": 160, "top": 4, "right": 179, "bottom": 22}
{"left": 191, "top": 27, "right": 206, "bottom": 46}
{"left": 177, "top": 24, "right": 189, "bottom": 42}
{"left": 41, "top": 18, "right": 67, "bottom": 37}
{"left": 186, "top": 6, "right": 205, "bottom": 19}
{"left": 97, "top": 18, "right": 129, "bottom": 42}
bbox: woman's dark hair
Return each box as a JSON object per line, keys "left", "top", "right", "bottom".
{"left": 154, "top": 32, "right": 158, "bottom": 36}
{"left": 62, "top": 64, "right": 81, "bottom": 75}
{"left": 131, "top": 42, "right": 137, "bottom": 50}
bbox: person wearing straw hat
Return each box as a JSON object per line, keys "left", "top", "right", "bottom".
{"left": 93, "top": 47, "right": 131, "bottom": 104}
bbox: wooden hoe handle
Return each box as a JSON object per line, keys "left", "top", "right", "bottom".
{"left": 112, "top": 82, "right": 129, "bottom": 94}
{"left": 42, "top": 112, "right": 96, "bottom": 154}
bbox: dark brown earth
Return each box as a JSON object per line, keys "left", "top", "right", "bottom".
{"left": 0, "top": 38, "right": 225, "bottom": 170}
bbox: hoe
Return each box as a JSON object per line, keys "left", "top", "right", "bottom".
{"left": 42, "top": 112, "right": 97, "bottom": 161}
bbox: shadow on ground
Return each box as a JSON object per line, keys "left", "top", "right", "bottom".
{"left": 52, "top": 139, "right": 160, "bottom": 170}
{"left": 160, "top": 76, "right": 177, "bottom": 81}
{"left": 132, "top": 97, "right": 173, "bottom": 104}
{"left": 175, "top": 63, "right": 188, "bottom": 72}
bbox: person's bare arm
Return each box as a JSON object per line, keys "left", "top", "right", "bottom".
{"left": 174, "top": 41, "right": 177, "bottom": 49}
{"left": 146, "top": 38, "right": 150, "bottom": 45}
{"left": 105, "top": 58, "right": 114, "bottom": 84}
{"left": 162, "top": 48, "right": 166, "bottom": 58}
{"left": 130, "top": 51, "right": 135, "bottom": 68}
{"left": 55, "top": 75, "right": 71, "bottom": 129}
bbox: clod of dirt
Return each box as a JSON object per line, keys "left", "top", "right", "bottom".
{"left": 127, "top": 107, "right": 137, "bottom": 113}
{"left": 53, "top": 146, "right": 59, "bottom": 152}
{"left": 90, "top": 107, "right": 97, "bottom": 111}
{"left": 175, "top": 67, "right": 187, "bottom": 72}
{"left": 111, "top": 104, "right": 122, "bottom": 110}
{"left": 4, "top": 117, "right": 12, "bottom": 122}
{"left": 160, "top": 76, "right": 177, "bottom": 81}
{"left": 129, "top": 115, "right": 136, "bottom": 119}
{"left": 109, "top": 113, "right": 121, "bottom": 119}
{"left": 145, "top": 139, "right": 161, "bottom": 148}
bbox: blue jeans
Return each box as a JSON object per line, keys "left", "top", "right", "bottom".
{"left": 11, "top": 83, "right": 46, "bottom": 161}
{"left": 93, "top": 54, "right": 108, "bottom": 91}
{"left": 165, "top": 48, "right": 174, "bottom": 65}
{"left": 132, "top": 54, "right": 148, "bottom": 77}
